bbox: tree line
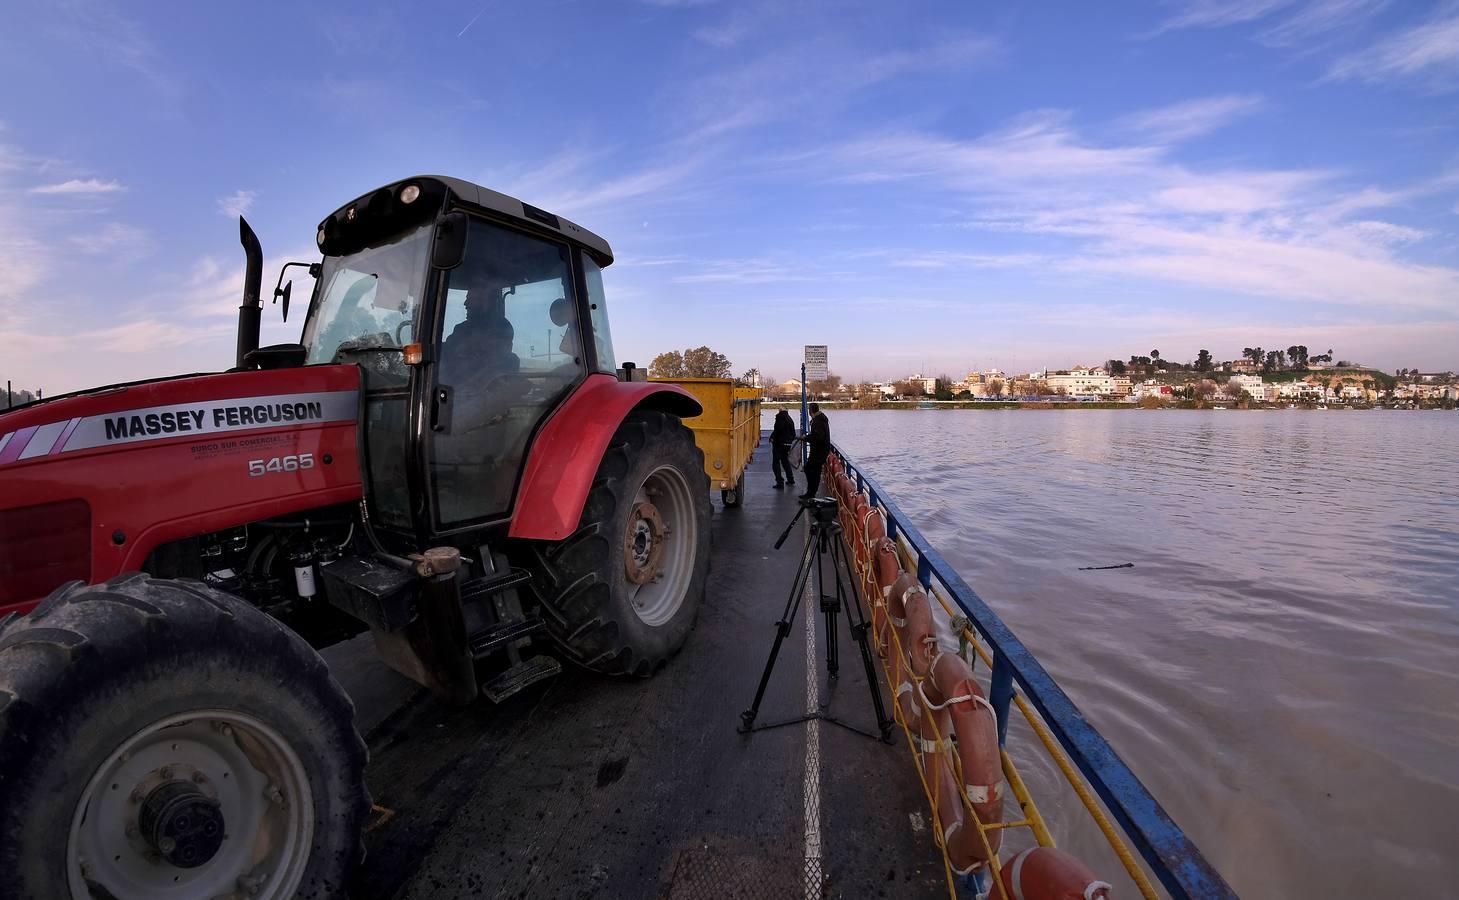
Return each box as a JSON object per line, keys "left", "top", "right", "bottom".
{"left": 1110, "top": 344, "right": 1345, "bottom": 375}
{"left": 648, "top": 347, "right": 761, "bottom": 387}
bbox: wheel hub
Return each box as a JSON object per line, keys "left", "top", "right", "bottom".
{"left": 624, "top": 501, "right": 666, "bottom": 585}
{"left": 138, "top": 780, "right": 225, "bottom": 868}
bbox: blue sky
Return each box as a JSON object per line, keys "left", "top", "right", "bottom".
{"left": 2, "top": 0, "right": 1458, "bottom": 393}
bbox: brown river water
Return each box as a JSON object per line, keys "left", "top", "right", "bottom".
{"left": 767, "top": 407, "right": 1459, "bottom": 898}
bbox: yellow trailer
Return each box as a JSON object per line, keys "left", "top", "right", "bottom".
{"left": 649, "top": 377, "right": 762, "bottom": 507}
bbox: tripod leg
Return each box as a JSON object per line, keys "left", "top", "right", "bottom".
{"left": 834, "top": 539, "right": 894, "bottom": 741}
{"left": 816, "top": 530, "right": 840, "bottom": 680}
{"left": 741, "top": 527, "right": 817, "bottom": 733}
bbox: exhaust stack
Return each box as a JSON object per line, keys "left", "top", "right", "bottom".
{"left": 236, "top": 217, "right": 263, "bottom": 368}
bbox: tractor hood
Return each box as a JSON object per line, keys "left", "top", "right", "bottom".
{"left": 0, "top": 367, "right": 359, "bottom": 466}
{"left": 0, "top": 365, "right": 364, "bottom": 616}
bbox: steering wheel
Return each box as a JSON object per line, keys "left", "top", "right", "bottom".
{"left": 394, "top": 320, "right": 413, "bottom": 345}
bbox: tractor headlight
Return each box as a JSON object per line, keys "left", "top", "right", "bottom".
{"left": 399, "top": 184, "right": 421, "bottom": 205}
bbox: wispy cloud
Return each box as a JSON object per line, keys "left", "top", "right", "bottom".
{"left": 70, "top": 222, "right": 150, "bottom": 256}
{"left": 805, "top": 106, "right": 1459, "bottom": 314}
{"left": 1118, "top": 95, "right": 1265, "bottom": 142}
{"left": 218, "top": 189, "right": 256, "bottom": 218}
{"left": 1329, "top": 10, "right": 1459, "bottom": 88}
{"left": 671, "top": 258, "right": 819, "bottom": 284}
{"left": 672, "top": 33, "right": 1002, "bottom": 143}
{"left": 31, "top": 178, "right": 125, "bottom": 195}
{"left": 52, "top": 0, "right": 181, "bottom": 102}
{"left": 830, "top": 112, "right": 1163, "bottom": 188}
{"left": 1260, "top": 0, "right": 1393, "bottom": 46}
{"left": 693, "top": 21, "right": 749, "bottom": 48}
{"left": 1149, "top": 0, "right": 1293, "bottom": 34}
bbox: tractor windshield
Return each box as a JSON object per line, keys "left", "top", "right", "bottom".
{"left": 302, "top": 225, "right": 432, "bottom": 364}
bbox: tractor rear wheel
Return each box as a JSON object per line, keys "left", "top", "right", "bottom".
{"left": 0, "top": 574, "right": 369, "bottom": 900}
{"left": 531, "top": 409, "right": 711, "bottom": 675}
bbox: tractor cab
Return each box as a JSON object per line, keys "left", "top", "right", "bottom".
{"left": 290, "top": 177, "right": 619, "bottom": 543}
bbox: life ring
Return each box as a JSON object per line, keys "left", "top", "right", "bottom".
{"left": 998, "top": 847, "right": 1112, "bottom": 900}
{"left": 870, "top": 539, "right": 900, "bottom": 658}
{"left": 919, "top": 651, "right": 1005, "bottom": 871}
{"left": 902, "top": 585, "right": 937, "bottom": 679}
{"left": 885, "top": 572, "right": 923, "bottom": 729}
{"left": 858, "top": 504, "right": 886, "bottom": 569}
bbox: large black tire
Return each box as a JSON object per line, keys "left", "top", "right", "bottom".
{"left": 530, "top": 410, "right": 711, "bottom": 676}
{"left": 0, "top": 573, "right": 369, "bottom": 900}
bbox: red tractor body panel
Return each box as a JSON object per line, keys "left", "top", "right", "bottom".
{"left": 0, "top": 366, "right": 363, "bottom": 616}
{"left": 509, "top": 374, "right": 701, "bottom": 541}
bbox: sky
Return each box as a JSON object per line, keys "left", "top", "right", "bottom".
{"left": 2, "top": 0, "right": 1458, "bottom": 394}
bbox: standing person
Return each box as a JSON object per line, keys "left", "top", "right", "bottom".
{"left": 799, "top": 402, "right": 830, "bottom": 499}
{"left": 770, "top": 409, "right": 797, "bottom": 490}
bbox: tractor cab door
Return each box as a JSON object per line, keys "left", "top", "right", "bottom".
{"left": 427, "top": 217, "right": 586, "bottom": 530}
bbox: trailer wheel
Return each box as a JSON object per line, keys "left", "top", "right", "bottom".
{"left": 0, "top": 574, "right": 369, "bottom": 900}
{"left": 721, "top": 469, "right": 746, "bottom": 508}
{"left": 532, "top": 409, "right": 711, "bottom": 675}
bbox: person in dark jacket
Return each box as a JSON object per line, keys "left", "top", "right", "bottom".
{"left": 799, "top": 403, "right": 830, "bottom": 499}
{"left": 770, "top": 409, "right": 796, "bottom": 489}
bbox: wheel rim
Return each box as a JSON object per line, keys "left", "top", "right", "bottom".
{"left": 623, "top": 463, "right": 699, "bottom": 627}
{"left": 67, "top": 710, "right": 314, "bottom": 900}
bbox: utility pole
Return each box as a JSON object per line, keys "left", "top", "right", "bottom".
{"left": 5, "top": 380, "right": 10, "bottom": 410}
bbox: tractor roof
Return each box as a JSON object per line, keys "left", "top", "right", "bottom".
{"left": 317, "top": 175, "right": 613, "bottom": 266}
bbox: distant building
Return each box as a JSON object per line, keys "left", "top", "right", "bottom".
{"left": 1277, "top": 381, "right": 1324, "bottom": 401}
{"left": 803, "top": 345, "right": 828, "bottom": 382}
{"left": 1136, "top": 381, "right": 1173, "bottom": 399}
{"left": 1229, "top": 359, "right": 1260, "bottom": 373}
{"left": 1231, "top": 374, "right": 1265, "bottom": 398}
{"left": 1047, "top": 366, "right": 1122, "bottom": 396}
{"left": 903, "top": 374, "right": 937, "bottom": 396}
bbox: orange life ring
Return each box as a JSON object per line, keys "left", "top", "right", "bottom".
{"left": 870, "top": 540, "right": 900, "bottom": 657}
{"left": 885, "top": 572, "right": 922, "bottom": 729}
{"left": 902, "top": 586, "right": 937, "bottom": 679}
{"left": 857, "top": 504, "right": 886, "bottom": 569}
{"left": 919, "top": 651, "right": 1005, "bottom": 872}
{"left": 998, "top": 847, "right": 1112, "bottom": 900}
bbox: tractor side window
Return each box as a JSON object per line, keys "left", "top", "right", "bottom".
{"left": 582, "top": 252, "right": 617, "bottom": 374}
{"left": 432, "top": 219, "right": 584, "bottom": 525}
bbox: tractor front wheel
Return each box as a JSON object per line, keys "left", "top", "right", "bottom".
{"left": 532, "top": 410, "right": 711, "bottom": 675}
{"left": 0, "top": 574, "right": 369, "bottom": 900}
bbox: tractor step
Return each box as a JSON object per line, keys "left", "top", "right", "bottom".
{"left": 459, "top": 568, "right": 532, "bottom": 605}
{"left": 468, "top": 617, "right": 545, "bottom": 659}
{"left": 481, "top": 655, "right": 562, "bottom": 703}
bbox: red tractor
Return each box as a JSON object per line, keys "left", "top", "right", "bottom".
{"left": 0, "top": 177, "right": 711, "bottom": 899}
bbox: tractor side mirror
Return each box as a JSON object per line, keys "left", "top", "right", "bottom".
{"left": 432, "top": 212, "right": 469, "bottom": 270}
{"left": 278, "top": 281, "right": 292, "bottom": 322}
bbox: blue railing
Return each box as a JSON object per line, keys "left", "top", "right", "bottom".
{"left": 834, "top": 444, "right": 1237, "bottom": 900}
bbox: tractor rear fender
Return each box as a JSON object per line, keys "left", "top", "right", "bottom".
{"left": 509, "top": 374, "right": 701, "bottom": 541}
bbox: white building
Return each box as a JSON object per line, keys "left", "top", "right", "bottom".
{"left": 1047, "top": 366, "right": 1122, "bottom": 396}
{"left": 1231, "top": 374, "right": 1265, "bottom": 397}
{"left": 898, "top": 374, "right": 937, "bottom": 396}
{"left": 1277, "top": 381, "right": 1324, "bottom": 401}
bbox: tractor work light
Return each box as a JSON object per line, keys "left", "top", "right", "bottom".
{"left": 399, "top": 184, "right": 421, "bottom": 204}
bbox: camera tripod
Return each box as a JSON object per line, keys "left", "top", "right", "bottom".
{"left": 739, "top": 497, "right": 893, "bottom": 742}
